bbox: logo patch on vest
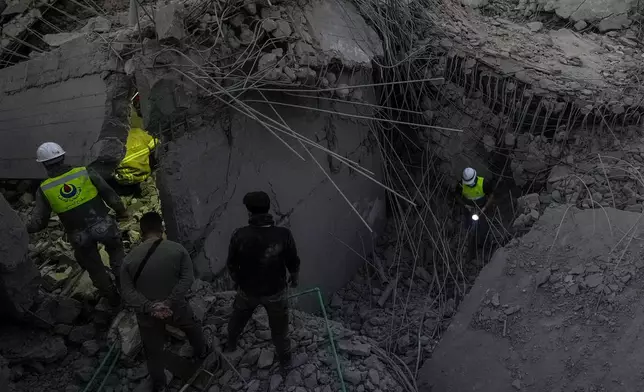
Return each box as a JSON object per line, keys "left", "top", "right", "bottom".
{"left": 59, "top": 183, "right": 80, "bottom": 200}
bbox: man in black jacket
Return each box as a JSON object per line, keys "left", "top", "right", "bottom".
{"left": 225, "top": 191, "right": 301, "bottom": 367}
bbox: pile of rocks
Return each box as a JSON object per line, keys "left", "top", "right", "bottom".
{"left": 511, "top": 193, "right": 542, "bottom": 230}
{"left": 325, "top": 221, "right": 448, "bottom": 371}
{"left": 465, "top": 0, "right": 637, "bottom": 34}
{"left": 203, "top": 291, "right": 411, "bottom": 392}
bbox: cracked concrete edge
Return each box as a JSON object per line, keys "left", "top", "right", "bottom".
{"left": 88, "top": 72, "right": 131, "bottom": 178}
{"left": 432, "top": 47, "right": 643, "bottom": 132}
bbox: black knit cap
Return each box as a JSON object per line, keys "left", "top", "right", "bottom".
{"left": 243, "top": 191, "right": 271, "bottom": 214}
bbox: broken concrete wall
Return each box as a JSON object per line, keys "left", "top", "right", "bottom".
{"left": 156, "top": 86, "right": 385, "bottom": 304}
{"left": 0, "top": 193, "right": 40, "bottom": 319}
{"left": 0, "top": 37, "right": 130, "bottom": 179}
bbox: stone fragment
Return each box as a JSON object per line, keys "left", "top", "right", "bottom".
{"left": 505, "top": 133, "right": 516, "bottom": 147}
{"left": 230, "top": 13, "right": 244, "bottom": 28}
{"left": 239, "top": 26, "right": 254, "bottom": 45}
{"left": 246, "top": 380, "right": 260, "bottom": 392}
{"left": 330, "top": 294, "right": 343, "bottom": 308}
{"left": 258, "top": 349, "right": 274, "bottom": 369}
{"left": 285, "top": 370, "right": 302, "bottom": 387}
{"left": 536, "top": 268, "right": 551, "bottom": 287}
{"left": 343, "top": 369, "right": 362, "bottom": 385}
{"left": 43, "top": 32, "right": 86, "bottom": 47}
{"left": 461, "top": 0, "right": 488, "bottom": 7}
{"left": 335, "top": 84, "right": 350, "bottom": 99}
{"left": 526, "top": 21, "right": 543, "bottom": 32}
{"left": 262, "top": 19, "right": 277, "bottom": 32}
{"left": 69, "top": 324, "right": 96, "bottom": 343}
{"left": 291, "top": 352, "right": 308, "bottom": 367}
{"left": 55, "top": 297, "right": 82, "bottom": 324}
{"left": 244, "top": 2, "right": 256, "bottom": 14}
{"left": 504, "top": 305, "right": 521, "bottom": 315}
{"left": 155, "top": 3, "right": 185, "bottom": 41}
{"left": 82, "top": 16, "right": 111, "bottom": 33}
{"left": 598, "top": 13, "right": 631, "bottom": 33}
{"left": 512, "top": 379, "right": 522, "bottom": 390}
{"left": 585, "top": 273, "right": 603, "bottom": 288}
{"left": 304, "top": 373, "right": 317, "bottom": 389}
{"left": 9, "top": 336, "right": 68, "bottom": 364}
{"left": 368, "top": 369, "right": 380, "bottom": 385}
{"left": 337, "top": 341, "right": 371, "bottom": 357}
{"left": 258, "top": 52, "right": 279, "bottom": 70}
{"left": 272, "top": 19, "right": 292, "bottom": 38}
{"left": 240, "top": 348, "right": 261, "bottom": 366}
{"left": 491, "top": 293, "right": 500, "bottom": 307}
{"left": 80, "top": 340, "right": 100, "bottom": 357}
{"left": 269, "top": 374, "right": 283, "bottom": 391}
{"left": 548, "top": 166, "right": 570, "bottom": 183}
{"left": 567, "top": 283, "right": 579, "bottom": 295}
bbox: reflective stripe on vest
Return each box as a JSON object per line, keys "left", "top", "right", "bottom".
{"left": 462, "top": 176, "right": 485, "bottom": 201}
{"left": 41, "top": 167, "right": 99, "bottom": 214}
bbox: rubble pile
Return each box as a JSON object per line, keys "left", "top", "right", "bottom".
{"left": 3, "top": 284, "right": 413, "bottom": 392}
{"left": 326, "top": 220, "right": 452, "bottom": 371}
{"left": 192, "top": 289, "right": 413, "bottom": 392}
{"left": 463, "top": 0, "right": 638, "bottom": 34}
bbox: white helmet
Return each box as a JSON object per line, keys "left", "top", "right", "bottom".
{"left": 36, "top": 142, "right": 66, "bottom": 163}
{"left": 462, "top": 167, "right": 477, "bottom": 186}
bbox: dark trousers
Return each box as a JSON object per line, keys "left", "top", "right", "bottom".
{"left": 69, "top": 217, "right": 124, "bottom": 304}
{"left": 137, "top": 304, "right": 206, "bottom": 390}
{"left": 227, "top": 290, "right": 291, "bottom": 360}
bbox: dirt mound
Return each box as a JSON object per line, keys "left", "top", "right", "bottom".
{"left": 418, "top": 205, "right": 644, "bottom": 391}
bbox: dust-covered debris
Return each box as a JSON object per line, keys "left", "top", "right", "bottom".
{"left": 422, "top": 205, "right": 644, "bottom": 391}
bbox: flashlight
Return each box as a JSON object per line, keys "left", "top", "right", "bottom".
{"left": 471, "top": 214, "right": 479, "bottom": 221}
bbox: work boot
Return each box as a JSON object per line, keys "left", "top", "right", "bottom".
{"left": 223, "top": 339, "right": 237, "bottom": 353}
{"left": 278, "top": 352, "right": 292, "bottom": 373}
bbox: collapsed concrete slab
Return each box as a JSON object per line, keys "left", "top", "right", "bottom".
{"left": 418, "top": 205, "right": 644, "bottom": 391}
{"left": 553, "top": 0, "right": 635, "bottom": 23}
{"left": 0, "top": 194, "right": 40, "bottom": 319}
{"left": 127, "top": 0, "right": 386, "bottom": 306}
{"left": 0, "top": 37, "right": 130, "bottom": 179}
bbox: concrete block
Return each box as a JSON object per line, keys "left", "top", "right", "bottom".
{"left": 303, "top": 0, "right": 383, "bottom": 67}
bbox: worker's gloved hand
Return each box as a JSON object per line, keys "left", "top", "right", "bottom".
{"left": 289, "top": 274, "right": 299, "bottom": 288}
{"left": 151, "top": 302, "right": 173, "bottom": 319}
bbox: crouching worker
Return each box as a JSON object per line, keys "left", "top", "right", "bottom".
{"left": 225, "top": 191, "right": 301, "bottom": 369}
{"left": 110, "top": 94, "right": 159, "bottom": 195}
{"left": 121, "top": 212, "right": 208, "bottom": 392}
{"left": 27, "top": 142, "right": 128, "bottom": 306}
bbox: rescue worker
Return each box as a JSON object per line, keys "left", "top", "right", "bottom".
{"left": 460, "top": 167, "right": 497, "bottom": 260}
{"left": 225, "top": 191, "right": 301, "bottom": 369}
{"left": 111, "top": 94, "right": 158, "bottom": 195}
{"left": 121, "top": 212, "right": 209, "bottom": 392}
{"left": 460, "top": 167, "right": 496, "bottom": 213}
{"left": 26, "top": 142, "right": 128, "bottom": 306}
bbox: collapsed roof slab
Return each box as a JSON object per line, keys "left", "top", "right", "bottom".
{"left": 0, "top": 37, "right": 130, "bottom": 179}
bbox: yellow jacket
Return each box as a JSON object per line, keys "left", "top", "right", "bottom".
{"left": 114, "top": 127, "right": 158, "bottom": 185}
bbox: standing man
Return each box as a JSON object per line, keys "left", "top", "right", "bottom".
{"left": 27, "top": 142, "right": 128, "bottom": 306}
{"left": 460, "top": 167, "right": 497, "bottom": 260}
{"left": 120, "top": 212, "right": 207, "bottom": 392}
{"left": 225, "top": 191, "right": 301, "bottom": 368}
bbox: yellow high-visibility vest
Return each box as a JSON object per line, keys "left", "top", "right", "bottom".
{"left": 114, "top": 128, "right": 158, "bottom": 185}
{"left": 41, "top": 167, "right": 99, "bottom": 214}
{"left": 462, "top": 176, "right": 485, "bottom": 201}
